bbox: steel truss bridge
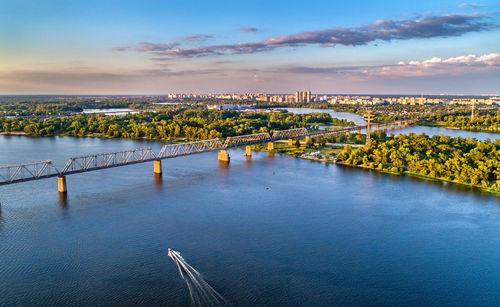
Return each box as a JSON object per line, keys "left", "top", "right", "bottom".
{"left": 0, "top": 119, "right": 417, "bottom": 187}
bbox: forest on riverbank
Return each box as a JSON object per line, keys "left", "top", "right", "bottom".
{"left": 423, "top": 112, "right": 499, "bottom": 133}
{"left": 335, "top": 133, "right": 500, "bottom": 192}
{"left": 0, "top": 108, "right": 353, "bottom": 140}
{"left": 0, "top": 96, "right": 158, "bottom": 116}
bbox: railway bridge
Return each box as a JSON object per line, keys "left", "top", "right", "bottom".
{"left": 0, "top": 119, "right": 417, "bottom": 193}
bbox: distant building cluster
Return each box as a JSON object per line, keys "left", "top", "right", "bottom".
{"left": 162, "top": 91, "right": 500, "bottom": 106}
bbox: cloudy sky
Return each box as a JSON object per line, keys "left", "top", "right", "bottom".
{"left": 1, "top": 0, "right": 499, "bottom": 95}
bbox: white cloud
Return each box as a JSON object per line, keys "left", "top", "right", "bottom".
{"left": 371, "top": 53, "right": 500, "bottom": 76}
{"left": 283, "top": 52, "right": 500, "bottom": 78}
{"left": 422, "top": 53, "right": 500, "bottom": 65}
{"left": 459, "top": 3, "right": 487, "bottom": 9}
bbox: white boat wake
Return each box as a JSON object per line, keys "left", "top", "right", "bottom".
{"left": 168, "top": 248, "right": 230, "bottom": 307}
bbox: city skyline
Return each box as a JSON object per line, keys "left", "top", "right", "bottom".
{"left": 1, "top": 0, "right": 500, "bottom": 95}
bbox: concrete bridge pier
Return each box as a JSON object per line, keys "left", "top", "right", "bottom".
{"left": 375, "top": 125, "right": 379, "bottom": 131}
{"left": 58, "top": 176, "right": 67, "bottom": 193}
{"left": 391, "top": 123, "right": 395, "bottom": 130}
{"left": 398, "top": 121, "right": 402, "bottom": 129}
{"left": 267, "top": 142, "right": 275, "bottom": 150}
{"left": 154, "top": 172, "right": 162, "bottom": 187}
{"left": 244, "top": 145, "right": 252, "bottom": 157}
{"left": 154, "top": 159, "right": 162, "bottom": 175}
{"left": 218, "top": 150, "right": 230, "bottom": 162}
{"left": 58, "top": 192, "right": 68, "bottom": 208}
{"left": 404, "top": 121, "right": 408, "bottom": 127}
{"left": 357, "top": 129, "right": 361, "bottom": 134}
{"left": 384, "top": 124, "right": 387, "bottom": 131}
{"left": 288, "top": 139, "right": 293, "bottom": 146}
{"left": 305, "top": 136, "right": 311, "bottom": 143}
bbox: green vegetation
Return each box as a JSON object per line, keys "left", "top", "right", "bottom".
{"left": 254, "top": 139, "right": 346, "bottom": 159}
{"left": 256, "top": 130, "right": 384, "bottom": 159}
{"left": 336, "top": 133, "right": 500, "bottom": 192}
{"left": 0, "top": 108, "right": 348, "bottom": 140}
{"left": 0, "top": 96, "right": 160, "bottom": 116}
{"left": 325, "top": 128, "right": 387, "bottom": 144}
{"left": 424, "top": 112, "right": 499, "bottom": 133}
{"left": 2, "top": 97, "right": 497, "bottom": 133}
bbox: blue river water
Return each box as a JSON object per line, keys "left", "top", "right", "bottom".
{"left": 0, "top": 122, "right": 499, "bottom": 305}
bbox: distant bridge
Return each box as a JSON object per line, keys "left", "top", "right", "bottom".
{"left": 0, "top": 119, "right": 417, "bottom": 193}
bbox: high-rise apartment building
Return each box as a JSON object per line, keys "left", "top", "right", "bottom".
{"left": 295, "top": 90, "right": 311, "bottom": 103}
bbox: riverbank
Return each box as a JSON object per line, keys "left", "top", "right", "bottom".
{"left": 0, "top": 131, "right": 27, "bottom": 135}
{"left": 256, "top": 138, "right": 500, "bottom": 195}
{"left": 417, "top": 119, "right": 499, "bottom": 134}
{"left": 335, "top": 161, "right": 500, "bottom": 195}
{"left": 307, "top": 154, "right": 499, "bottom": 195}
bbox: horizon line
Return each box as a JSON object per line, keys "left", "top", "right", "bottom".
{"left": 0, "top": 93, "right": 498, "bottom": 97}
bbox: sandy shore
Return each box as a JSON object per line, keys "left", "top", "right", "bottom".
{"left": 0, "top": 131, "right": 27, "bottom": 135}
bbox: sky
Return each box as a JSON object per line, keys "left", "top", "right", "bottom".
{"left": 1, "top": 0, "right": 499, "bottom": 95}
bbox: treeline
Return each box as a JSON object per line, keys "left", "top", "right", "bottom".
{"left": 425, "top": 112, "right": 499, "bottom": 133}
{"left": 0, "top": 97, "right": 168, "bottom": 116}
{"left": 312, "top": 129, "right": 387, "bottom": 145}
{"left": 360, "top": 104, "right": 463, "bottom": 123}
{"left": 264, "top": 103, "right": 452, "bottom": 122}
{"left": 0, "top": 109, "right": 343, "bottom": 140}
{"left": 336, "top": 133, "right": 500, "bottom": 191}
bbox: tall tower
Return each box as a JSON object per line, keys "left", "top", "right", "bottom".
{"left": 365, "top": 110, "right": 373, "bottom": 147}
{"left": 471, "top": 101, "right": 475, "bottom": 122}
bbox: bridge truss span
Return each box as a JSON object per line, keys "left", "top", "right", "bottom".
{"left": 0, "top": 160, "right": 60, "bottom": 185}
{"left": 158, "top": 139, "right": 225, "bottom": 158}
{"left": 272, "top": 128, "right": 308, "bottom": 139}
{"left": 61, "top": 147, "right": 158, "bottom": 174}
{"left": 224, "top": 133, "right": 271, "bottom": 147}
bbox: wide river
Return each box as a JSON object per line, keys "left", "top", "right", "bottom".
{"left": 0, "top": 117, "right": 499, "bottom": 305}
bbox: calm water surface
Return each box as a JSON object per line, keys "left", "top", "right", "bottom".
{"left": 284, "top": 107, "right": 500, "bottom": 141}
{"left": 283, "top": 108, "right": 367, "bottom": 125}
{"left": 0, "top": 135, "right": 499, "bottom": 306}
